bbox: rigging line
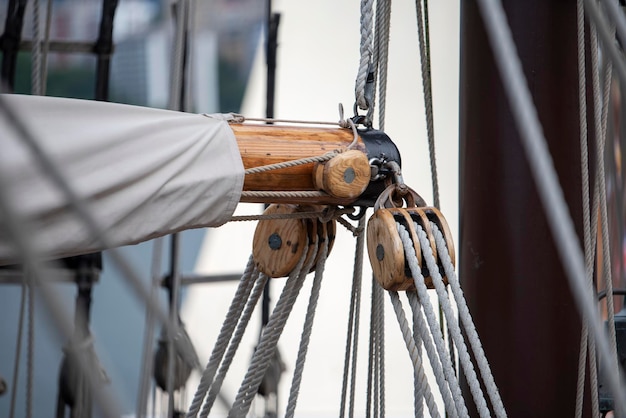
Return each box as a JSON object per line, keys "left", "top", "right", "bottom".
{"left": 376, "top": 274, "right": 385, "bottom": 417}
{"left": 166, "top": 233, "right": 181, "bottom": 418}
{"left": 388, "top": 291, "right": 441, "bottom": 418}
{"left": 200, "top": 272, "right": 268, "bottom": 416}
{"left": 339, "top": 217, "right": 365, "bottom": 418}
{"left": 399, "top": 223, "right": 489, "bottom": 417}
{"left": 476, "top": 0, "right": 626, "bottom": 411}
{"left": 349, "top": 218, "right": 366, "bottom": 418}
{"left": 575, "top": 0, "right": 595, "bottom": 415}
{"left": 185, "top": 256, "right": 257, "bottom": 418}
{"left": 591, "top": 18, "right": 619, "bottom": 368}
{"left": 228, "top": 237, "right": 317, "bottom": 418}
{"left": 0, "top": 95, "right": 199, "bottom": 371}
{"left": 356, "top": 0, "right": 375, "bottom": 111}
{"left": 414, "top": 0, "right": 439, "bottom": 210}
{"left": 374, "top": 0, "right": 391, "bottom": 132}
{"left": 8, "top": 272, "right": 27, "bottom": 418}
{"left": 407, "top": 292, "right": 463, "bottom": 418}
{"left": 30, "top": 0, "right": 42, "bottom": 96}
{"left": 137, "top": 238, "right": 164, "bottom": 418}
{"left": 26, "top": 269, "right": 34, "bottom": 418}
{"left": 430, "top": 224, "right": 507, "bottom": 417}
{"left": 168, "top": 0, "right": 188, "bottom": 111}
{"left": 40, "top": 0, "right": 52, "bottom": 96}
{"left": 0, "top": 160, "right": 123, "bottom": 418}
{"left": 285, "top": 239, "right": 330, "bottom": 418}
{"left": 412, "top": 304, "right": 424, "bottom": 418}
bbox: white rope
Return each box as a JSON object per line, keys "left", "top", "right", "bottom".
{"left": 406, "top": 292, "right": 465, "bottom": 418}
{"left": 228, "top": 236, "right": 318, "bottom": 417}
{"left": 398, "top": 223, "right": 487, "bottom": 416}
{"left": 285, "top": 239, "right": 330, "bottom": 417}
{"left": 475, "top": 0, "right": 626, "bottom": 410}
{"left": 430, "top": 224, "right": 507, "bottom": 417}
{"left": 388, "top": 291, "right": 441, "bottom": 418}
{"left": 26, "top": 271, "right": 34, "bottom": 418}
{"left": 375, "top": 276, "right": 385, "bottom": 417}
{"left": 200, "top": 272, "right": 269, "bottom": 416}
{"left": 186, "top": 256, "right": 258, "bottom": 417}
{"left": 9, "top": 275, "right": 27, "bottom": 418}
{"left": 368, "top": 0, "right": 391, "bottom": 127}
{"left": 356, "top": 0, "right": 375, "bottom": 110}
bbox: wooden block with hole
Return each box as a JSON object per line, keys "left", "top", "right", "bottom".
{"left": 313, "top": 150, "right": 371, "bottom": 199}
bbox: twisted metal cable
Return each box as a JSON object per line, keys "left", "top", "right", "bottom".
{"left": 388, "top": 291, "right": 440, "bottom": 418}
{"left": 186, "top": 256, "right": 258, "bottom": 417}
{"left": 200, "top": 272, "right": 270, "bottom": 417}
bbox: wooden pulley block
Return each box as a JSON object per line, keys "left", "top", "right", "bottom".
{"left": 253, "top": 204, "right": 308, "bottom": 278}
{"left": 419, "top": 206, "right": 455, "bottom": 267}
{"left": 403, "top": 207, "right": 447, "bottom": 287}
{"left": 253, "top": 204, "right": 337, "bottom": 278}
{"left": 367, "top": 208, "right": 423, "bottom": 291}
{"left": 313, "top": 150, "right": 371, "bottom": 199}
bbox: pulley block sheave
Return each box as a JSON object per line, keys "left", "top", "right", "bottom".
{"left": 253, "top": 204, "right": 336, "bottom": 278}
{"left": 366, "top": 184, "right": 455, "bottom": 291}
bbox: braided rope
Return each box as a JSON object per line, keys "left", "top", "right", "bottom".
{"left": 9, "top": 278, "right": 27, "bottom": 418}
{"left": 403, "top": 224, "right": 489, "bottom": 417}
{"left": 399, "top": 223, "right": 472, "bottom": 417}
{"left": 414, "top": 0, "right": 439, "bottom": 209}
{"left": 200, "top": 273, "right": 270, "bottom": 417}
{"left": 240, "top": 190, "right": 330, "bottom": 199}
{"left": 356, "top": 0, "right": 375, "bottom": 110}
{"left": 186, "top": 256, "right": 258, "bottom": 418}
{"left": 31, "top": 0, "right": 42, "bottom": 96}
{"left": 340, "top": 218, "right": 366, "bottom": 418}
{"left": 575, "top": 0, "right": 593, "bottom": 415}
{"left": 229, "top": 207, "right": 354, "bottom": 223}
{"left": 430, "top": 224, "right": 507, "bottom": 417}
{"left": 407, "top": 292, "right": 463, "bottom": 418}
{"left": 244, "top": 152, "right": 339, "bottom": 176}
{"left": 26, "top": 276, "right": 34, "bottom": 418}
{"left": 388, "top": 291, "right": 441, "bottom": 418}
{"left": 285, "top": 239, "right": 330, "bottom": 417}
{"left": 228, "top": 237, "right": 318, "bottom": 417}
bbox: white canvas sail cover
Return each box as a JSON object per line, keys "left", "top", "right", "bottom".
{"left": 0, "top": 94, "right": 244, "bottom": 264}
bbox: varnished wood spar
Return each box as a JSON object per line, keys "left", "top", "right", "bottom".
{"left": 231, "top": 123, "right": 370, "bottom": 204}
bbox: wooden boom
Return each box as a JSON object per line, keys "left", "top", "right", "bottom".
{"left": 231, "top": 123, "right": 400, "bottom": 206}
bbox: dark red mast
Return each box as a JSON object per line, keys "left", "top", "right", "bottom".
{"left": 459, "top": 0, "right": 587, "bottom": 416}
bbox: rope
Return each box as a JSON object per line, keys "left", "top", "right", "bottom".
{"left": 407, "top": 292, "right": 464, "bottom": 418}
{"left": 228, "top": 236, "right": 318, "bottom": 417}
{"left": 137, "top": 238, "right": 164, "bottom": 418}
{"left": 431, "top": 224, "right": 507, "bottom": 417}
{"left": 339, "top": 218, "right": 365, "bottom": 418}
{"left": 367, "top": 0, "right": 391, "bottom": 126}
{"left": 200, "top": 272, "right": 270, "bottom": 416}
{"left": 388, "top": 291, "right": 441, "bottom": 418}
{"left": 376, "top": 275, "right": 385, "bottom": 417}
{"left": 168, "top": 0, "right": 188, "bottom": 111}
{"left": 229, "top": 207, "right": 353, "bottom": 223}
{"left": 285, "top": 239, "right": 330, "bottom": 417}
{"left": 414, "top": 0, "right": 439, "bottom": 209}
{"left": 240, "top": 190, "right": 330, "bottom": 199}
{"left": 40, "top": 0, "right": 52, "bottom": 96}
{"left": 399, "top": 223, "right": 479, "bottom": 417}
{"left": 591, "top": 19, "right": 619, "bottom": 365}
{"left": 244, "top": 152, "right": 339, "bottom": 175}
{"left": 475, "top": 0, "right": 626, "bottom": 411}
{"left": 575, "top": 0, "right": 593, "bottom": 415}
{"left": 9, "top": 276, "right": 27, "bottom": 418}
{"left": 26, "top": 273, "right": 34, "bottom": 418}
{"left": 186, "top": 256, "right": 257, "bottom": 418}
{"left": 356, "top": 0, "right": 375, "bottom": 110}
{"left": 31, "top": 0, "right": 42, "bottom": 96}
